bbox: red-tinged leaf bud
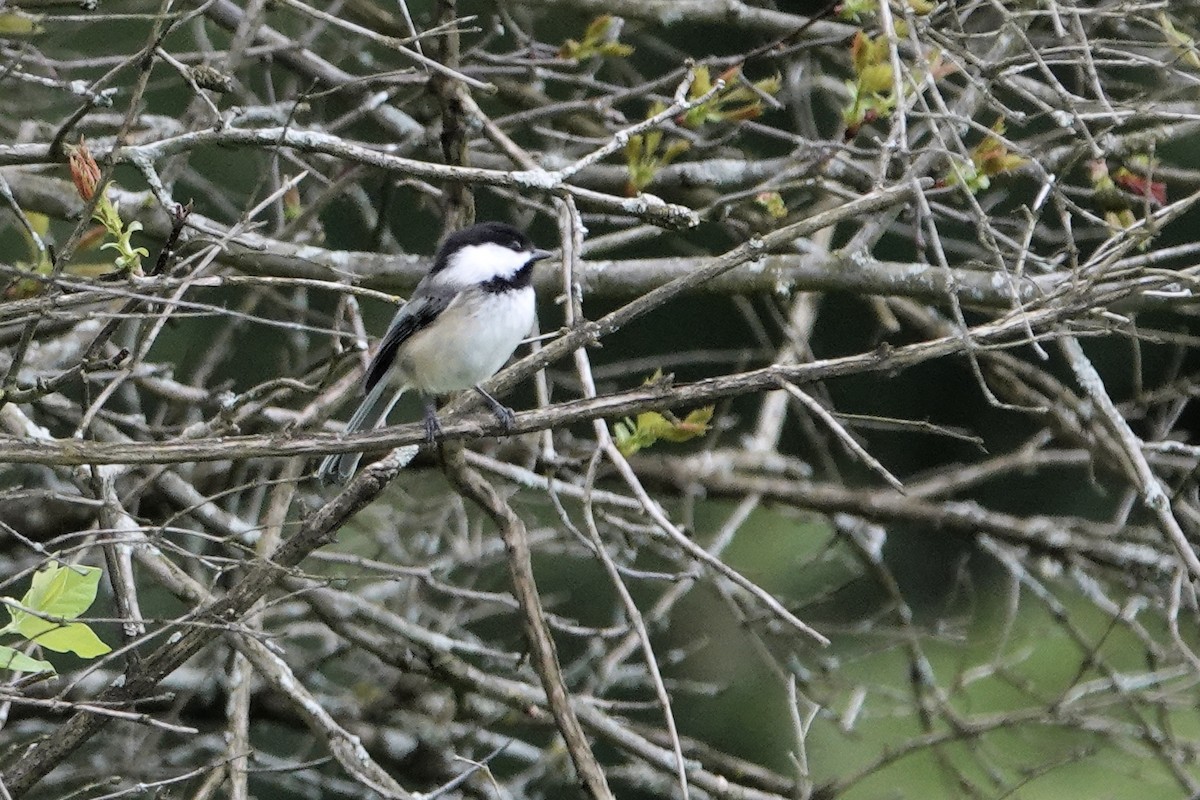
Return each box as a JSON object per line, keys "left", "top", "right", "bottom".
{"left": 1113, "top": 167, "right": 1167, "bottom": 206}
{"left": 67, "top": 137, "right": 101, "bottom": 202}
{"left": 77, "top": 225, "right": 107, "bottom": 252}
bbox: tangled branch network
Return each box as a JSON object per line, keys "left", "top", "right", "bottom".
{"left": 3, "top": 2, "right": 1200, "bottom": 799}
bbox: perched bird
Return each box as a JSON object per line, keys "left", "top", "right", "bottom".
{"left": 318, "top": 221, "right": 551, "bottom": 484}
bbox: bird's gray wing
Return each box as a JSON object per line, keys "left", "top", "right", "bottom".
{"left": 363, "top": 286, "right": 457, "bottom": 393}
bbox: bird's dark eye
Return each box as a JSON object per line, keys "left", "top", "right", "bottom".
{"left": 509, "top": 240, "right": 523, "bottom": 251}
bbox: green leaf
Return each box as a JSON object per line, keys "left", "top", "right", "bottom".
{"left": 613, "top": 417, "right": 647, "bottom": 457}
{"left": 658, "top": 406, "right": 714, "bottom": 442}
{"left": 838, "top": 0, "right": 877, "bottom": 21}
{"left": 1161, "top": 12, "right": 1200, "bottom": 70}
{"left": 623, "top": 104, "right": 690, "bottom": 195}
{"left": 21, "top": 563, "right": 103, "bottom": 621}
{"left": 755, "top": 191, "right": 788, "bottom": 219}
{"left": 4, "top": 563, "right": 111, "bottom": 658}
{"left": 680, "top": 67, "right": 780, "bottom": 128}
{"left": 583, "top": 14, "right": 613, "bottom": 42}
{"left": 0, "top": 644, "right": 54, "bottom": 674}
{"left": 559, "top": 14, "right": 634, "bottom": 60}
{"left": 660, "top": 138, "right": 691, "bottom": 164}
{"left": 18, "top": 211, "right": 49, "bottom": 253}
{"left": 22, "top": 621, "right": 111, "bottom": 657}
{"left": 0, "top": 10, "right": 44, "bottom": 36}
{"left": 613, "top": 406, "right": 714, "bottom": 456}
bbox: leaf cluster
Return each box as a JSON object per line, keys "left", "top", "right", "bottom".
{"left": 614, "top": 407, "right": 714, "bottom": 457}
{"left": 1, "top": 563, "right": 112, "bottom": 675}
{"left": 559, "top": 15, "right": 634, "bottom": 61}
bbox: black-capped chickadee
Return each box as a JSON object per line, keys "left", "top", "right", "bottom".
{"left": 318, "top": 221, "right": 552, "bottom": 484}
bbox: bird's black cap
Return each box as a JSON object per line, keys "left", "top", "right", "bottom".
{"left": 430, "top": 222, "right": 535, "bottom": 274}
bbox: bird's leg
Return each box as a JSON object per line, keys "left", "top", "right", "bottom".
{"left": 474, "top": 385, "right": 516, "bottom": 430}
{"left": 421, "top": 395, "right": 442, "bottom": 442}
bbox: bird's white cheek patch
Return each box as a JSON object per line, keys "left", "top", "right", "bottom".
{"left": 435, "top": 242, "right": 531, "bottom": 286}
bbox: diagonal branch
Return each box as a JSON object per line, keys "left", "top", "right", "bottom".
{"left": 441, "top": 443, "right": 615, "bottom": 800}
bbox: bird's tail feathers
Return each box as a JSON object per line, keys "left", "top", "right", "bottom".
{"left": 317, "top": 382, "right": 406, "bottom": 484}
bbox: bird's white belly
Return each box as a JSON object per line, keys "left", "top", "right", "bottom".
{"left": 399, "top": 289, "right": 535, "bottom": 394}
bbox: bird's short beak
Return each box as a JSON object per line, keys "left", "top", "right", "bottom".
{"left": 530, "top": 248, "right": 554, "bottom": 263}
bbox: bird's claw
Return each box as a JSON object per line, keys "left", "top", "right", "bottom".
{"left": 422, "top": 405, "right": 442, "bottom": 443}
{"left": 491, "top": 404, "right": 516, "bottom": 431}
